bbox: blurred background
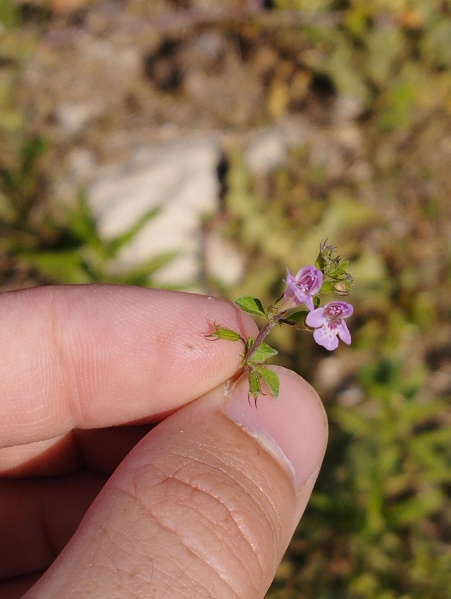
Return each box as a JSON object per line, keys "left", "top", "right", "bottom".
{"left": 1, "top": 0, "right": 450, "bottom": 597}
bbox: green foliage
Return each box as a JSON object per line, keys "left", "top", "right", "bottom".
{"left": 0, "top": 4, "right": 35, "bottom": 134}
{"left": 0, "top": 0, "right": 17, "bottom": 29}
{"left": 269, "top": 353, "right": 450, "bottom": 597}
{"left": 247, "top": 341, "right": 278, "bottom": 364}
{"left": 0, "top": 12, "right": 177, "bottom": 290}
{"left": 0, "top": 135, "right": 49, "bottom": 225}
{"left": 0, "top": 137, "right": 177, "bottom": 287}
{"left": 283, "top": 308, "right": 309, "bottom": 327}
{"left": 322, "top": 357, "right": 450, "bottom": 597}
{"left": 224, "top": 5, "right": 451, "bottom": 596}
{"left": 254, "top": 365, "right": 280, "bottom": 399}
{"left": 315, "top": 242, "right": 353, "bottom": 295}
{"left": 235, "top": 295, "right": 267, "bottom": 317}
{"left": 247, "top": 363, "right": 280, "bottom": 403}
{"left": 275, "top": 0, "right": 333, "bottom": 9}
{"left": 21, "top": 193, "right": 177, "bottom": 285}
{"left": 269, "top": 0, "right": 451, "bottom": 133}
{"left": 23, "top": 194, "right": 177, "bottom": 285}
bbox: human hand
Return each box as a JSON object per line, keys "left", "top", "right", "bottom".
{"left": 0, "top": 285, "right": 327, "bottom": 598}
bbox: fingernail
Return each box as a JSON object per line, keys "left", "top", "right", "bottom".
{"left": 221, "top": 367, "right": 328, "bottom": 493}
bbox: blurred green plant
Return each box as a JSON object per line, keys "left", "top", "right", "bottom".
{"left": 325, "top": 357, "right": 450, "bottom": 598}
{"left": 0, "top": 0, "right": 35, "bottom": 135}
{"left": 223, "top": 4, "right": 451, "bottom": 593}
{"left": 267, "top": 349, "right": 450, "bottom": 599}
{"left": 0, "top": 135, "right": 177, "bottom": 287}
{"left": 0, "top": 0, "right": 17, "bottom": 30}
{"left": 0, "top": 4, "right": 175, "bottom": 289}
{"left": 20, "top": 193, "right": 178, "bottom": 285}
{"left": 271, "top": 0, "right": 451, "bottom": 133}
{"left": 0, "top": 134, "right": 49, "bottom": 228}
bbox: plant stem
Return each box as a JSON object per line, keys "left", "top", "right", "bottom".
{"left": 244, "top": 311, "right": 285, "bottom": 364}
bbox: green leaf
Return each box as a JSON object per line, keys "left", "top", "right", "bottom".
{"left": 20, "top": 135, "right": 49, "bottom": 182}
{"left": 121, "top": 251, "right": 178, "bottom": 286}
{"left": 248, "top": 342, "right": 278, "bottom": 364}
{"left": 0, "top": 0, "right": 18, "bottom": 29}
{"left": 283, "top": 309, "right": 309, "bottom": 325}
{"left": 388, "top": 490, "right": 444, "bottom": 526}
{"left": 255, "top": 366, "right": 280, "bottom": 400}
{"left": 235, "top": 296, "right": 267, "bottom": 318}
{"left": 65, "top": 192, "right": 103, "bottom": 251}
{"left": 20, "top": 250, "right": 92, "bottom": 284}
{"left": 109, "top": 206, "right": 162, "bottom": 255}
{"left": 315, "top": 253, "right": 325, "bottom": 271}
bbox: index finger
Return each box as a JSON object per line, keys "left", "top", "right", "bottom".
{"left": 0, "top": 285, "right": 257, "bottom": 448}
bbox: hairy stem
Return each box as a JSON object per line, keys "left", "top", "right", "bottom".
{"left": 244, "top": 311, "right": 285, "bottom": 363}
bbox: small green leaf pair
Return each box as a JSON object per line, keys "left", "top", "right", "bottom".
{"left": 245, "top": 338, "right": 278, "bottom": 363}
{"left": 206, "top": 321, "right": 280, "bottom": 404}
{"left": 245, "top": 337, "right": 279, "bottom": 405}
{"left": 248, "top": 366, "right": 280, "bottom": 405}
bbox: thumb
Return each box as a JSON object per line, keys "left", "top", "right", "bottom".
{"left": 25, "top": 367, "right": 328, "bottom": 599}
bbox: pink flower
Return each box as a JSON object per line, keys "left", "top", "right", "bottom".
{"left": 283, "top": 266, "right": 323, "bottom": 311}
{"left": 306, "top": 301, "right": 353, "bottom": 351}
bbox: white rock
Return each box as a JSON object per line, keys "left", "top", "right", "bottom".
{"left": 87, "top": 137, "right": 243, "bottom": 289}
{"left": 67, "top": 148, "right": 97, "bottom": 181}
{"left": 333, "top": 94, "right": 365, "bottom": 122}
{"left": 245, "top": 128, "right": 287, "bottom": 174}
{"left": 55, "top": 101, "right": 103, "bottom": 135}
{"left": 205, "top": 234, "right": 245, "bottom": 287}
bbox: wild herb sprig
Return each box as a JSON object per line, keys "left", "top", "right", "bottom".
{"left": 207, "top": 241, "right": 354, "bottom": 405}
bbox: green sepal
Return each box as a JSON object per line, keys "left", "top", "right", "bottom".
{"left": 255, "top": 366, "right": 280, "bottom": 400}
{"left": 248, "top": 369, "right": 262, "bottom": 403}
{"left": 235, "top": 296, "right": 267, "bottom": 318}
{"left": 315, "top": 253, "right": 325, "bottom": 271}
{"left": 205, "top": 323, "right": 244, "bottom": 343}
{"left": 320, "top": 281, "right": 335, "bottom": 294}
{"left": 248, "top": 342, "right": 278, "bottom": 365}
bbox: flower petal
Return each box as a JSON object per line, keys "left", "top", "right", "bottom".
{"left": 313, "top": 327, "right": 339, "bottom": 351}
{"left": 338, "top": 321, "right": 351, "bottom": 345}
{"left": 303, "top": 295, "right": 315, "bottom": 312}
{"left": 306, "top": 307, "right": 325, "bottom": 328}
